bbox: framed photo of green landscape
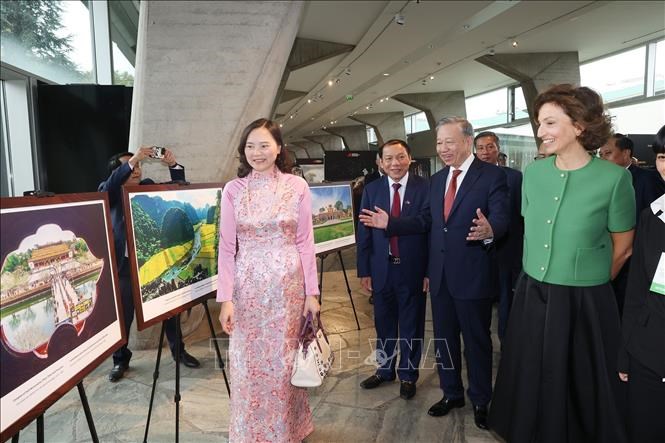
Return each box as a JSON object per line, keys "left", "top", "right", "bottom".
{"left": 122, "top": 183, "right": 223, "bottom": 330}
{"left": 309, "top": 183, "right": 355, "bottom": 255}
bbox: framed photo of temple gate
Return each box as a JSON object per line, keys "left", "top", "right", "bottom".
{"left": 309, "top": 182, "right": 356, "bottom": 254}
{"left": 122, "top": 183, "right": 223, "bottom": 330}
{"left": 0, "top": 193, "right": 124, "bottom": 441}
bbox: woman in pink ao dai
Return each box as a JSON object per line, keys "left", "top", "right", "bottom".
{"left": 217, "top": 118, "right": 321, "bottom": 442}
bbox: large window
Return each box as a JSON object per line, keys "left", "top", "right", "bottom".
{"left": 489, "top": 124, "right": 538, "bottom": 172}
{"left": 404, "top": 111, "right": 428, "bottom": 135}
{"left": 581, "top": 46, "right": 646, "bottom": 103}
{"left": 0, "top": 0, "right": 94, "bottom": 84}
{"left": 609, "top": 98, "right": 665, "bottom": 134}
{"left": 466, "top": 88, "right": 508, "bottom": 128}
{"left": 654, "top": 39, "right": 665, "bottom": 94}
{"left": 110, "top": 0, "right": 139, "bottom": 86}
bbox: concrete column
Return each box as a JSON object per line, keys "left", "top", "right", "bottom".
{"left": 323, "top": 125, "right": 368, "bottom": 150}
{"left": 127, "top": 0, "right": 303, "bottom": 349}
{"left": 305, "top": 135, "right": 344, "bottom": 152}
{"left": 392, "top": 91, "right": 467, "bottom": 131}
{"left": 129, "top": 0, "right": 304, "bottom": 185}
{"left": 476, "top": 52, "right": 580, "bottom": 137}
{"left": 349, "top": 112, "right": 405, "bottom": 146}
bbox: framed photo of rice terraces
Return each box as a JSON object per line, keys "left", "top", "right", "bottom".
{"left": 0, "top": 193, "right": 124, "bottom": 441}
{"left": 309, "top": 182, "right": 356, "bottom": 255}
{"left": 122, "top": 183, "right": 223, "bottom": 330}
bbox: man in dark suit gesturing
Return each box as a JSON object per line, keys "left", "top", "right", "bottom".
{"left": 427, "top": 118, "right": 508, "bottom": 430}
{"left": 474, "top": 131, "right": 523, "bottom": 341}
{"left": 356, "top": 139, "right": 430, "bottom": 400}
{"left": 99, "top": 146, "right": 200, "bottom": 382}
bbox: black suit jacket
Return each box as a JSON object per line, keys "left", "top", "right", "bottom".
{"left": 357, "top": 174, "right": 430, "bottom": 294}
{"left": 628, "top": 164, "right": 660, "bottom": 220}
{"left": 618, "top": 205, "right": 665, "bottom": 376}
{"left": 428, "top": 157, "right": 509, "bottom": 300}
{"left": 495, "top": 166, "right": 523, "bottom": 271}
{"left": 98, "top": 162, "right": 185, "bottom": 267}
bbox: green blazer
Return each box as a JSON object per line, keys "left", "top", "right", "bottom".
{"left": 522, "top": 156, "right": 635, "bottom": 287}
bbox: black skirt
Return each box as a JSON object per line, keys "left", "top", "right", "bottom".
{"left": 489, "top": 274, "right": 627, "bottom": 443}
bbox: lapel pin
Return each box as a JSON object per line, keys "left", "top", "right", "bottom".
{"left": 405, "top": 200, "right": 411, "bottom": 205}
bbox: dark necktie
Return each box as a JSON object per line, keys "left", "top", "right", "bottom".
{"left": 390, "top": 183, "right": 401, "bottom": 257}
{"left": 443, "top": 169, "right": 462, "bottom": 221}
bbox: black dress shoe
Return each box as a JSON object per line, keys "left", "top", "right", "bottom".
{"left": 400, "top": 381, "right": 416, "bottom": 399}
{"left": 174, "top": 350, "right": 201, "bottom": 368}
{"left": 360, "top": 374, "right": 392, "bottom": 389}
{"left": 427, "top": 396, "right": 465, "bottom": 417}
{"left": 473, "top": 405, "right": 489, "bottom": 430}
{"left": 108, "top": 363, "right": 128, "bottom": 382}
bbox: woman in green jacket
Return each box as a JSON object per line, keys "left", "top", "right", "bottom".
{"left": 489, "top": 84, "right": 635, "bottom": 443}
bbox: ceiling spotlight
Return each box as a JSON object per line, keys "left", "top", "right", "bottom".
{"left": 429, "top": 75, "right": 434, "bottom": 80}
{"left": 317, "top": 92, "right": 324, "bottom": 99}
{"left": 279, "top": 123, "right": 283, "bottom": 128}
{"left": 385, "top": 97, "right": 390, "bottom": 100}
{"left": 307, "top": 99, "right": 312, "bottom": 104}
{"left": 289, "top": 115, "right": 294, "bottom": 119}
{"left": 380, "top": 99, "right": 384, "bottom": 103}
{"left": 488, "top": 48, "right": 496, "bottom": 56}
{"left": 512, "top": 40, "right": 518, "bottom": 47}
{"left": 394, "top": 14, "right": 405, "bottom": 25}
{"left": 344, "top": 68, "right": 352, "bottom": 76}
{"left": 383, "top": 73, "right": 390, "bottom": 76}
{"left": 366, "top": 106, "right": 370, "bottom": 110}
{"left": 421, "top": 79, "right": 428, "bottom": 86}
{"left": 311, "top": 117, "right": 315, "bottom": 120}
{"left": 463, "top": 24, "right": 470, "bottom": 30}
{"left": 335, "top": 78, "right": 341, "bottom": 84}
{"left": 328, "top": 79, "right": 334, "bottom": 86}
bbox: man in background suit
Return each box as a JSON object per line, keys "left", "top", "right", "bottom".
{"left": 356, "top": 139, "right": 430, "bottom": 400}
{"left": 600, "top": 133, "right": 661, "bottom": 314}
{"left": 474, "top": 131, "right": 523, "bottom": 341}
{"left": 427, "top": 117, "right": 508, "bottom": 430}
{"left": 99, "top": 146, "right": 200, "bottom": 382}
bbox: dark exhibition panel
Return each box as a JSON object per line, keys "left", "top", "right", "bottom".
{"left": 36, "top": 84, "right": 133, "bottom": 194}
{"left": 324, "top": 151, "right": 378, "bottom": 182}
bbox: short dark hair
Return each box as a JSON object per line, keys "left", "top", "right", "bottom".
{"left": 611, "top": 133, "right": 634, "bottom": 155}
{"left": 379, "top": 139, "right": 411, "bottom": 158}
{"left": 653, "top": 125, "right": 665, "bottom": 154}
{"left": 534, "top": 84, "right": 612, "bottom": 151}
{"left": 107, "top": 151, "right": 133, "bottom": 175}
{"left": 474, "top": 131, "right": 500, "bottom": 149}
{"left": 236, "top": 118, "right": 292, "bottom": 178}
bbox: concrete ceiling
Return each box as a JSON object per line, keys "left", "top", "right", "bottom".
{"left": 277, "top": 0, "right": 665, "bottom": 144}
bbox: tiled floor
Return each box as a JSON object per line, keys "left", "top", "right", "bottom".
{"left": 15, "top": 268, "right": 504, "bottom": 442}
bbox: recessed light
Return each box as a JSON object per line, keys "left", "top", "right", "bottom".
{"left": 279, "top": 123, "right": 283, "bottom": 128}
{"left": 463, "top": 24, "right": 470, "bottom": 30}
{"left": 430, "top": 75, "right": 434, "bottom": 80}
{"left": 307, "top": 99, "right": 312, "bottom": 104}
{"left": 328, "top": 79, "right": 333, "bottom": 86}
{"left": 512, "top": 40, "right": 518, "bottom": 47}
{"left": 383, "top": 73, "right": 390, "bottom": 76}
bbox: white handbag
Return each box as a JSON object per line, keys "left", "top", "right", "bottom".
{"left": 291, "top": 313, "right": 334, "bottom": 388}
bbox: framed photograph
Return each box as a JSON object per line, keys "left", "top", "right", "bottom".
{"left": 309, "top": 182, "right": 356, "bottom": 254}
{"left": 300, "top": 164, "right": 325, "bottom": 184}
{"left": 123, "top": 183, "right": 223, "bottom": 330}
{"left": 1, "top": 193, "right": 124, "bottom": 441}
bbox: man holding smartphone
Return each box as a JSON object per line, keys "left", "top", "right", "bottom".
{"left": 99, "top": 145, "right": 201, "bottom": 382}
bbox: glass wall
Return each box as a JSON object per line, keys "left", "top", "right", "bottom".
{"left": 404, "top": 111, "right": 428, "bottom": 135}
{"left": 466, "top": 88, "right": 508, "bottom": 128}
{"left": 580, "top": 46, "right": 646, "bottom": 102}
{"left": 109, "top": 0, "right": 138, "bottom": 86}
{"left": 654, "top": 39, "right": 665, "bottom": 94}
{"left": 0, "top": 0, "right": 94, "bottom": 84}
